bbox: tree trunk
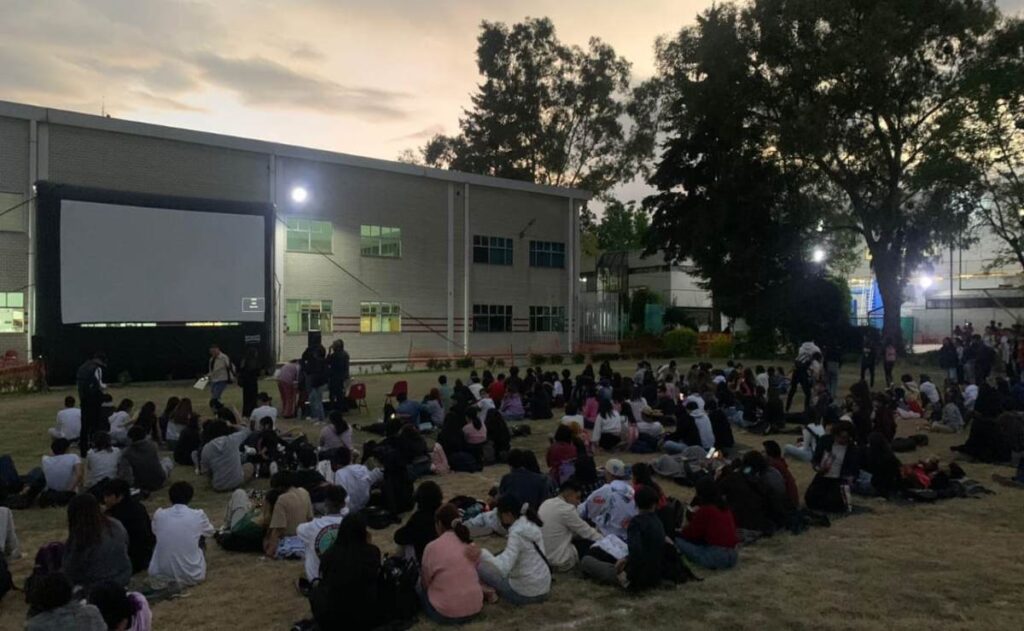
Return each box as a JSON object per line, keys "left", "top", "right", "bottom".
{"left": 872, "top": 250, "right": 905, "bottom": 353}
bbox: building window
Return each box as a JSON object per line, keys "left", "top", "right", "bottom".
{"left": 360, "top": 225, "right": 402, "bottom": 258}
{"left": 0, "top": 292, "right": 25, "bottom": 333}
{"left": 286, "top": 299, "right": 332, "bottom": 333}
{"left": 529, "top": 241, "right": 565, "bottom": 268}
{"left": 473, "top": 236, "right": 513, "bottom": 265}
{"left": 472, "top": 304, "right": 513, "bottom": 332}
{"left": 529, "top": 306, "right": 566, "bottom": 332}
{"left": 0, "top": 192, "right": 26, "bottom": 233}
{"left": 285, "top": 217, "right": 333, "bottom": 253}
{"left": 360, "top": 302, "right": 402, "bottom": 333}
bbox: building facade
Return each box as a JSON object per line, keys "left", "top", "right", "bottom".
{"left": 0, "top": 100, "right": 588, "bottom": 368}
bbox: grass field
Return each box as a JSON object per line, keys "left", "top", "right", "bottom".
{"left": 1, "top": 360, "right": 1022, "bottom": 631}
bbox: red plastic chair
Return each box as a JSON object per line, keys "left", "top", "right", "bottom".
{"left": 348, "top": 382, "right": 368, "bottom": 414}
{"left": 384, "top": 380, "right": 408, "bottom": 407}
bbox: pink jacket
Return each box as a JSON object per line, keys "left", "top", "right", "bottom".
{"left": 421, "top": 531, "right": 483, "bottom": 619}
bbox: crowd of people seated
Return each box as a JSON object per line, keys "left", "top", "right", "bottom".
{"left": 2, "top": 330, "right": 1022, "bottom": 630}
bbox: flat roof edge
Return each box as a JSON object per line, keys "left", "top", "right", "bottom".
{"left": 0, "top": 99, "right": 592, "bottom": 200}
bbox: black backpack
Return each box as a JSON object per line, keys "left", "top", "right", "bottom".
{"left": 377, "top": 555, "right": 419, "bottom": 629}
{"left": 661, "top": 541, "right": 701, "bottom": 584}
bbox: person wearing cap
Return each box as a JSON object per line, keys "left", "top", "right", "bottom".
{"left": 578, "top": 458, "right": 637, "bottom": 542}
{"left": 248, "top": 392, "right": 278, "bottom": 430}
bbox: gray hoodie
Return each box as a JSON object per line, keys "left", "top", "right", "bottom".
{"left": 26, "top": 602, "right": 106, "bottom": 631}
{"left": 200, "top": 428, "right": 251, "bottom": 491}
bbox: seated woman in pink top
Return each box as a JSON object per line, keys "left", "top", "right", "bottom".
{"left": 462, "top": 413, "right": 488, "bottom": 446}
{"left": 419, "top": 503, "right": 484, "bottom": 624}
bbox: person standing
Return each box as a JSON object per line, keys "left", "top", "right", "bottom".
{"left": 882, "top": 339, "right": 897, "bottom": 387}
{"left": 206, "top": 345, "right": 234, "bottom": 403}
{"left": 76, "top": 352, "right": 107, "bottom": 454}
{"left": 327, "top": 339, "right": 351, "bottom": 413}
{"left": 301, "top": 343, "right": 328, "bottom": 422}
{"left": 824, "top": 345, "right": 842, "bottom": 398}
{"left": 237, "top": 346, "right": 263, "bottom": 418}
{"left": 276, "top": 359, "right": 300, "bottom": 419}
{"left": 859, "top": 337, "right": 877, "bottom": 388}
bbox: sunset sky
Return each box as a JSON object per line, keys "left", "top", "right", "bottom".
{"left": 2, "top": 0, "right": 1022, "bottom": 203}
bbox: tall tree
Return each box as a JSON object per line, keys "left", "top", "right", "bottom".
{"left": 962, "top": 18, "right": 1024, "bottom": 272}
{"left": 643, "top": 0, "right": 999, "bottom": 350}
{"left": 592, "top": 200, "right": 649, "bottom": 251}
{"left": 419, "top": 18, "right": 645, "bottom": 223}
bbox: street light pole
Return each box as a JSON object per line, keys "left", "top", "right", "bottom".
{"left": 949, "top": 240, "right": 955, "bottom": 337}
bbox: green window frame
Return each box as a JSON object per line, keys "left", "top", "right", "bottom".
{"left": 360, "top": 225, "right": 402, "bottom": 258}
{"left": 473, "top": 235, "right": 513, "bottom": 265}
{"left": 285, "top": 217, "right": 333, "bottom": 253}
{"left": 472, "top": 304, "right": 513, "bottom": 332}
{"left": 285, "top": 299, "right": 332, "bottom": 334}
{"left": 529, "top": 305, "right": 566, "bottom": 332}
{"left": 360, "top": 302, "right": 402, "bottom": 333}
{"left": 529, "top": 240, "right": 565, "bottom": 268}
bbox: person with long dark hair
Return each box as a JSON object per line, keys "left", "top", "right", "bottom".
{"left": 63, "top": 493, "right": 132, "bottom": 591}
{"left": 313, "top": 514, "right": 383, "bottom": 630}
{"left": 591, "top": 398, "right": 623, "bottom": 451}
{"left": 419, "top": 503, "right": 484, "bottom": 624}
{"left": 476, "top": 495, "right": 551, "bottom": 605}
{"left": 394, "top": 480, "right": 443, "bottom": 562}
{"left": 25, "top": 572, "right": 107, "bottom": 631}
{"left": 164, "top": 398, "right": 195, "bottom": 449}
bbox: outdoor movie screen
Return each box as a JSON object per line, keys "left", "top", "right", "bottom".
{"left": 59, "top": 200, "right": 266, "bottom": 324}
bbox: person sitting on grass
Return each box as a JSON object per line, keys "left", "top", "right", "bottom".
{"left": 101, "top": 479, "right": 155, "bottom": 574}
{"left": 84, "top": 431, "right": 121, "bottom": 492}
{"left": 249, "top": 392, "right": 278, "bottom": 430}
{"left": 297, "top": 485, "right": 348, "bottom": 582}
{"left": 485, "top": 408, "right": 513, "bottom": 464}
{"left": 462, "top": 407, "right": 488, "bottom": 456}
{"left": 263, "top": 471, "right": 314, "bottom": 559}
{"left": 312, "top": 513, "right": 383, "bottom": 631}
{"left": 330, "top": 447, "right": 384, "bottom": 514}
{"left": 419, "top": 503, "right": 484, "bottom": 624}
{"left": 591, "top": 398, "right": 623, "bottom": 452}
{"left": 927, "top": 385, "right": 965, "bottom": 433}
{"left": 394, "top": 480, "right": 443, "bottom": 562}
{"left": 87, "top": 581, "right": 152, "bottom": 631}
{"left": 118, "top": 425, "right": 173, "bottom": 492}
{"left": 546, "top": 425, "right": 578, "bottom": 484}
{"left": 199, "top": 420, "right": 252, "bottom": 492}
{"left": 674, "top": 477, "right": 739, "bottom": 570}
{"left": 320, "top": 410, "right": 353, "bottom": 452}
{"left": 538, "top": 479, "right": 603, "bottom": 572}
{"left": 763, "top": 440, "right": 800, "bottom": 509}
{"left": 499, "top": 449, "right": 553, "bottom": 511}
{"left": 559, "top": 401, "right": 585, "bottom": 430}
{"left": 25, "top": 572, "right": 107, "bottom": 631}
{"left": 578, "top": 458, "right": 637, "bottom": 542}
{"left": 63, "top": 493, "right": 132, "bottom": 592}
{"left": 50, "top": 396, "right": 82, "bottom": 440}
{"left": 500, "top": 385, "right": 527, "bottom": 421}
{"left": 579, "top": 486, "right": 667, "bottom": 591}
{"left": 805, "top": 421, "right": 860, "bottom": 513}
{"left": 41, "top": 437, "right": 83, "bottom": 505}
{"left": 148, "top": 481, "right": 216, "bottom": 587}
{"left": 476, "top": 495, "right": 551, "bottom": 605}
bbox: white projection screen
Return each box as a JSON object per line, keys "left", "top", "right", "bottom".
{"left": 60, "top": 200, "right": 266, "bottom": 324}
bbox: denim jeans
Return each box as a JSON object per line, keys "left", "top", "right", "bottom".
{"left": 416, "top": 583, "right": 479, "bottom": 625}
{"left": 307, "top": 384, "right": 326, "bottom": 421}
{"left": 663, "top": 440, "right": 687, "bottom": 455}
{"left": 210, "top": 380, "right": 229, "bottom": 401}
{"left": 476, "top": 561, "right": 547, "bottom": 605}
{"left": 783, "top": 444, "right": 813, "bottom": 462}
{"left": 674, "top": 539, "right": 738, "bottom": 570}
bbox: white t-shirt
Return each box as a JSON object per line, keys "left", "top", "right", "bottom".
{"left": 825, "top": 444, "right": 848, "bottom": 479}
{"left": 333, "top": 465, "right": 384, "bottom": 513}
{"left": 149, "top": 504, "right": 216, "bottom": 586}
{"left": 476, "top": 397, "right": 495, "bottom": 424}
{"left": 591, "top": 412, "right": 623, "bottom": 443}
{"left": 636, "top": 420, "right": 664, "bottom": 437}
{"left": 560, "top": 414, "right": 585, "bottom": 429}
{"left": 468, "top": 383, "right": 484, "bottom": 400}
{"left": 41, "top": 453, "right": 80, "bottom": 491}
{"left": 54, "top": 408, "right": 82, "bottom": 439}
{"left": 249, "top": 405, "right": 278, "bottom": 429}
{"left": 85, "top": 448, "right": 121, "bottom": 488}
{"left": 296, "top": 512, "right": 347, "bottom": 580}
{"left": 108, "top": 411, "right": 131, "bottom": 441}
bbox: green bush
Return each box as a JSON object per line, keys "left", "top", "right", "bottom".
{"left": 708, "top": 337, "right": 734, "bottom": 358}
{"left": 549, "top": 354, "right": 564, "bottom": 365}
{"left": 485, "top": 356, "right": 498, "bottom": 369}
{"left": 529, "top": 353, "right": 548, "bottom": 366}
{"left": 593, "top": 352, "right": 622, "bottom": 362}
{"left": 663, "top": 328, "right": 698, "bottom": 356}
{"left": 455, "top": 356, "right": 475, "bottom": 369}
{"left": 571, "top": 353, "right": 586, "bottom": 364}
{"left": 380, "top": 362, "right": 393, "bottom": 373}
{"left": 495, "top": 358, "right": 506, "bottom": 367}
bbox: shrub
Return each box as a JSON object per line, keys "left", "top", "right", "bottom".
{"left": 529, "top": 353, "right": 547, "bottom": 366}
{"left": 117, "top": 371, "right": 132, "bottom": 386}
{"left": 380, "top": 362, "right": 393, "bottom": 373}
{"left": 455, "top": 356, "right": 475, "bottom": 369}
{"left": 571, "top": 353, "right": 586, "bottom": 364}
{"left": 708, "top": 337, "right": 734, "bottom": 359}
{"left": 548, "top": 354, "right": 564, "bottom": 365}
{"left": 593, "top": 352, "right": 622, "bottom": 362}
{"left": 485, "top": 356, "right": 498, "bottom": 369}
{"left": 663, "top": 328, "right": 698, "bottom": 356}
